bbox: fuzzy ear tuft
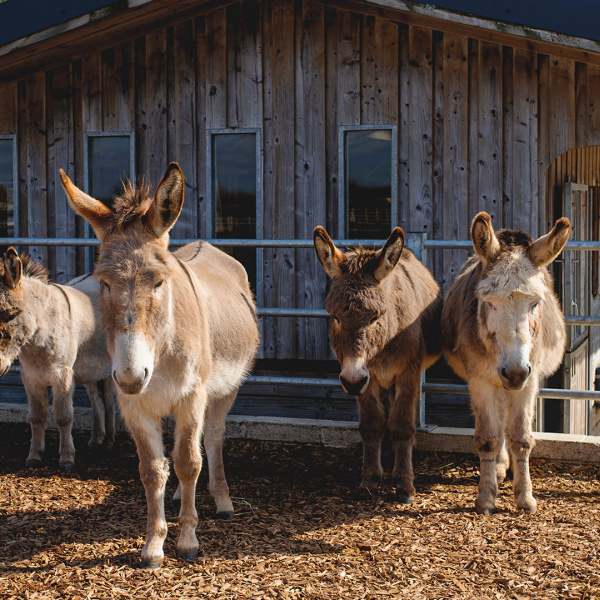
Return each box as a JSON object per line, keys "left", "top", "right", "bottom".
{"left": 471, "top": 212, "right": 500, "bottom": 265}
{"left": 3, "top": 247, "right": 22, "bottom": 290}
{"left": 373, "top": 227, "right": 405, "bottom": 282}
{"left": 313, "top": 226, "right": 346, "bottom": 279}
{"left": 144, "top": 162, "right": 185, "bottom": 239}
{"left": 59, "top": 169, "right": 113, "bottom": 241}
{"left": 528, "top": 217, "right": 571, "bottom": 267}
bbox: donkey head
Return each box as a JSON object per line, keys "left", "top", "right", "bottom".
{"left": 0, "top": 248, "right": 27, "bottom": 376}
{"left": 60, "top": 163, "right": 185, "bottom": 395}
{"left": 471, "top": 212, "right": 570, "bottom": 390}
{"left": 314, "top": 226, "right": 405, "bottom": 396}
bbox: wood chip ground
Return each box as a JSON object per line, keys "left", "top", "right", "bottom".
{"left": 0, "top": 423, "right": 599, "bottom": 599}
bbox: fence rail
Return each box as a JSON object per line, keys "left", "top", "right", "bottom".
{"left": 2, "top": 236, "right": 600, "bottom": 429}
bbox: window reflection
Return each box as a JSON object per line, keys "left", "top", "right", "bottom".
{"left": 344, "top": 129, "right": 392, "bottom": 239}
{"left": 212, "top": 133, "right": 257, "bottom": 290}
{"left": 88, "top": 135, "right": 131, "bottom": 206}
{"left": 0, "top": 138, "right": 15, "bottom": 239}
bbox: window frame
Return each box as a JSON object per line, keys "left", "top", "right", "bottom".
{"left": 206, "top": 127, "right": 263, "bottom": 304}
{"left": 337, "top": 124, "right": 398, "bottom": 239}
{"left": 0, "top": 134, "right": 19, "bottom": 237}
{"left": 83, "top": 130, "right": 136, "bottom": 199}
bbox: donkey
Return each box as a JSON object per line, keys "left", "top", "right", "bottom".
{"left": 60, "top": 163, "right": 259, "bottom": 568}
{"left": 0, "top": 249, "right": 115, "bottom": 471}
{"left": 314, "top": 226, "right": 442, "bottom": 502}
{"left": 441, "top": 212, "right": 570, "bottom": 515}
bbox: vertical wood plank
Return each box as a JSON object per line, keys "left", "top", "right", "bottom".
{"left": 512, "top": 48, "right": 538, "bottom": 235}
{"left": 0, "top": 83, "right": 17, "bottom": 134}
{"left": 262, "top": 0, "right": 296, "bottom": 358}
{"left": 134, "top": 36, "right": 148, "bottom": 181}
{"left": 206, "top": 8, "right": 228, "bottom": 130}
{"left": 586, "top": 65, "right": 600, "bottom": 146}
{"left": 50, "top": 66, "right": 77, "bottom": 282}
{"left": 408, "top": 25, "right": 433, "bottom": 236}
{"left": 575, "top": 62, "right": 587, "bottom": 152}
{"left": 337, "top": 10, "right": 361, "bottom": 128}
{"left": 145, "top": 30, "right": 167, "bottom": 187}
{"left": 295, "top": 1, "right": 327, "bottom": 360}
{"left": 325, "top": 6, "right": 339, "bottom": 233}
{"left": 537, "top": 54, "right": 551, "bottom": 232}
{"left": 166, "top": 27, "right": 176, "bottom": 164}
{"left": 477, "top": 42, "right": 502, "bottom": 223}
{"left": 398, "top": 23, "right": 410, "bottom": 231}
{"left": 82, "top": 53, "right": 102, "bottom": 134}
{"left": 226, "top": 3, "right": 241, "bottom": 128}
{"left": 115, "top": 42, "right": 135, "bottom": 131}
{"left": 102, "top": 48, "right": 117, "bottom": 130}
{"left": 240, "top": 0, "right": 263, "bottom": 129}
{"left": 172, "top": 20, "right": 197, "bottom": 240}
{"left": 25, "top": 74, "right": 47, "bottom": 265}
{"left": 467, "top": 38, "right": 479, "bottom": 225}
{"left": 195, "top": 16, "right": 208, "bottom": 239}
{"left": 442, "top": 34, "right": 468, "bottom": 295}
{"left": 431, "top": 29, "right": 444, "bottom": 284}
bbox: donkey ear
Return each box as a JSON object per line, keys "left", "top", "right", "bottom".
{"left": 3, "top": 247, "right": 22, "bottom": 290}
{"left": 59, "top": 169, "right": 113, "bottom": 241}
{"left": 471, "top": 212, "right": 500, "bottom": 265}
{"left": 313, "top": 226, "right": 346, "bottom": 279}
{"left": 528, "top": 217, "right": 571, "bottom": 267}
{"left": 373, "top": 227, "right": 405, "bottom": 282}
{"left": 144, "top": 163, "right": 185, "bottom": 238}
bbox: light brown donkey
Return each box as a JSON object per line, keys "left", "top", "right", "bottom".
{"left": 441, "top": 212, "right": 570, "bottom": 514}
{"left": 314, "top": 227, "right": 442, "bottom": 502}
{"left": 0, "top": 250, "right": 115, "bottom": 470}
{"left": 60, "top": 163, "right": 259, "bottom": 568}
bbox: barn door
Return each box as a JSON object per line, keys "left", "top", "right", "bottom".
{"left": 562, "top": 181, "right": 591, "bottom": 433}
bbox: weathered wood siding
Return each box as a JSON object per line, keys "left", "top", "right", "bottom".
{"left": 1, "top": 0, "right": 600, "bottom": 363}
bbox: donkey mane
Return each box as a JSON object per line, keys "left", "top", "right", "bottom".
{"left": 342, "top": 246, "right": 413, "bottom": 276}
{"left": 111, "top": 180, "right": 153, "bottom": 231}
{"left": 20, "top": 255, "right": 50, "bottom": 283}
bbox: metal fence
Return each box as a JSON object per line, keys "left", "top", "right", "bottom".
{"left": 3, "top": 235, "right": 600, "bottom": 433}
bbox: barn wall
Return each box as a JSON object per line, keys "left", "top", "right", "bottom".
{"left": 0, "top": 0, "right": 600, "bottom": 364}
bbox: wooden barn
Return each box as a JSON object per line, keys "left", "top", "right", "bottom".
{"left": 0, "top": 0, "right": 599, "bottom": 434}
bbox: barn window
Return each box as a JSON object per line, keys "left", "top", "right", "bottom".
{"left": 207, "top": 129, "right": 261, "bottom": 295}
{"left": 339, "top": 125, "right": 397, "bottom": 240}
{"left": 0, "top": 135, "right": 17, "bottom": 241}
{"left": 84, "top": 132, "right": 135, "bottom": 207}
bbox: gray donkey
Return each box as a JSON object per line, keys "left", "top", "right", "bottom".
{"left": 0, "top": 248, "right": 114, "bottom": 471}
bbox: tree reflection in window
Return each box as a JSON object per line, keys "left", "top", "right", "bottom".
{"left": 344, "top": 129, "right": 392, "bottom": 240}
{"left": 212, "top": 133, "right": 257, "bottom": 291}
{"left": 0, "top": 138, "right": 15, "bottom": 240}
{"left": 88, "top": 135, "right": 131, "bottom": 207}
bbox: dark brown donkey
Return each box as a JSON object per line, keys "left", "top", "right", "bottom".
{"left": 61, "top": 163, "right": 259, "bottom": 568}
{"left": 314, "top": 227, "right": 442, "bottom": 502}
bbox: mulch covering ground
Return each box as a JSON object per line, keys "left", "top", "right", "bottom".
{"left": 0, "top": 422, "right": 599, "bottom": 600}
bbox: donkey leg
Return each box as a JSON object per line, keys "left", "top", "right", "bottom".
{"left": 496, "top": 433, "right": 510, "bottom": 484}
{"left": 125, "top": 410, "right": 169, "bottom": 568}
{"left": 85, "top": 381, "right": 106, "bottom": 449}
{"left": 357, "top": 389, "right": 385, "bottom": 496}
{"left": 389, "top": 374, "right": 418, "bottom": 504}
{"left": 204, "top": 391, "right": 237, "bottom": 519}
{"left": 470, "top": 379, "right": 503, "bottom": 515}
{"left": 52, "top": 368, "right": 76, "bottom": 472}
{"left": 23, "top": 377, "right": 49, "bottom": 468}
{"left": 172, "top": 391, "right": 206, "bottom": 561}
{"left": 103, "top": 377, "right": 117, "bottom": 450}
{"left": 506, "top": 384, "right": 537, "bottom": 513}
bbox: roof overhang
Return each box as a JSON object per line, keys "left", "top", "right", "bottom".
{"left": 1, "top": 0, "right": 600, "bottom": 84}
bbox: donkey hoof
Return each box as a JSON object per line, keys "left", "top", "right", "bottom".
{"left": 356, "top": 487, "right": 376, "bottom": 501}
{"left": 177, "top": 548, "right": 198, "bottom": 561}
{"left": 140, "top": 556, "right": 163, "bottom": 569}
{"left": 516, "top": 495, "right": 537, "bottom": 514}
{"left": 215, "top": 510, "right": 234, "bottom": 520}
{"left": 25, "top": 459, "right": 42, "bottom": 470}
{"left": 59, "top": 462, "right": 74, "bottom": 474}
{"left": 395, "top": 490, "right": 414, "bottom": 505}
{"left": 88, "top": 438, "right": 104, "bottom": 449}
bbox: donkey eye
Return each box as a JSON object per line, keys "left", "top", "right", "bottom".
{"left": 487, "top": 302, "right": 497, "bottom": 312}
{"left": 101, "top": 281, "right": 111, "bottom": 294}
{"left": 369, "top": 313, "right": 382, "bottom": 325}
{"left": 531, "top": 302, "right": 539, "bottom": 314}
{"left": 332, "top": 315, "right": 340, "bottom": 325}
{"left": 154, "top": 280, "right": 164, "bottom": 291}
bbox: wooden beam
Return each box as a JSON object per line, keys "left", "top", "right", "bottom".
{"left": 310, "top": 0, "right": 600, "bottom": 67}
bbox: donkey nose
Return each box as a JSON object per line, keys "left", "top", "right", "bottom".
{"left": 498, "top": 363, "right": 531, "bottom": 390}
{"left": 339, "top": 374, "right": 370, "bottom": 396}
{"left": 113, "top": 367, "right": 149, "bottom": 395}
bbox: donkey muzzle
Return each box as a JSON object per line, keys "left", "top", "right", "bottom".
{"left": 339, "top": 374, "right": 370, "bottom": 396}
{"left": 498, "top": 362, "right": 532, "bottom": 391}
{"left": 113, "top": 367, "right": 149, "bottom": 395}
